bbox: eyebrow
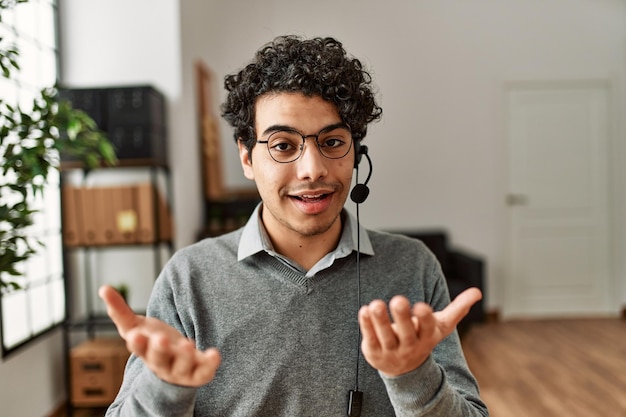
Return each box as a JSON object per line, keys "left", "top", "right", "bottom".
{"left": 261, "top": 122, "right": 350, "bottom": 137}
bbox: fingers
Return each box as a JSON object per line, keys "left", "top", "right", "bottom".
{"left": 358, "top": 304, "right": 379, "bottom": 352}
{"left": 193, "top": 348, "right": 221, "bottom": 384}
{"left": 125, "top": 329, "right": 149, "bottom": 356}
{"left": 359, "top": 296, "right": 432, "bottom": 377}
{"left": 388, "top": 296, "right": 418, "bottom": 345}
{"left": 360, "top": 296, "right": 418, "bottom": 348}
{"left": 169, "top": 339, "right": 197, "bottom": 380}
{"left": 359, "top": 300, "right": 392, "bottom": 350}
{"left": 154, "top": 340, "right": 221, "bottom": 386}
{"left": 413, "top": 302, "right": 435, "bottom": 339}
{"left": 99, "top": 285, "right": 140, "bottom": 337}
{"left": 432, "top": 287, "right": 482, "bottom": 330}
{"left": 170, "top": 339, "right": 219, "bottom": 385}
{"left": 129, "top": 332, "right": 221, "bottom": 387}
{"left": 146, "top": 333, "right": 175, "bottom": 372}
{"left": 456, "top": 287, "right": 483, "bottom": 307}
{"left": 99, "top": 285, "right": 222, "bottom": 386}
{"left": 362, "top": 289, "right": 482, "bottom": 344}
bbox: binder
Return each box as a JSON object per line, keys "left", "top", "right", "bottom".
{"left": 62, "top": 185, "right": 84, "bottom": 247}
{"left": 108, "top": 186, "right": 123, "bottom": 244}
{"left": 135, "top": 183, "right": 174, "bottom": 243}
{"left": 91, "top": 187, "right": 108, "bottom": 246}
{"left": 158, "top": 188, "right": 173, "bottom": 242}
{"left": 99, "top": 186, "right": 117, "bottom": 245}
{"left": 80, "top": 187, "right": 98, "bottom": 246}
{"left": 116, "top": 185, "right": 137, "bottom": 244}
{"left": 135, "top": 183, "right": 156, "bottom": 243}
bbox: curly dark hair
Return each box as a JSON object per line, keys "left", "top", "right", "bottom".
{"left": 221, "top": 35, "right": 382, "bottom": 152}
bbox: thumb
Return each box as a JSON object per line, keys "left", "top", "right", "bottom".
{"left": 99, "top": 285, "right": 140, "bottom": 337}
{"left": 434, "top": 287, "right": 482, "bottom": 329}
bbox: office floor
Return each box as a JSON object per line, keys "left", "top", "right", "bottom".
{"left": 462, "top": 317, "right": 626, "bottom": 417}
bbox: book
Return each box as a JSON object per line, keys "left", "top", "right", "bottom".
{"left": 61, "top": 185, "right": 84, "bottom": 247}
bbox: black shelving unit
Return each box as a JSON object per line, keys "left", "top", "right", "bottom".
{"left": 60, "top": 163, "right": 173, "bottom": 416}
{"left": 58, "top": 84, "right": 172, "bottom": 416}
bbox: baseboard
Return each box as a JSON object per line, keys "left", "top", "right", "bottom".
{"left": 485, "top": 309, "right": 500, "bottom": 323}
{"left": 484, "top": 308, "right": 625, "bottom": 321}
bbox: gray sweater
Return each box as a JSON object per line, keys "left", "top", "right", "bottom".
{"left": 106, "top": 223, "right": 488, "bottom": 416}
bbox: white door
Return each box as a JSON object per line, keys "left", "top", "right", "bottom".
{"left": 504, "top": 80, "right": 613, "bottom": 318}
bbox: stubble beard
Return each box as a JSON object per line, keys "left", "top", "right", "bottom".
{"left": 263, "top": 181, "right": 348, "bottom": 239}
{"left": 283, "top": 210, "right": 341, "bottom": 238}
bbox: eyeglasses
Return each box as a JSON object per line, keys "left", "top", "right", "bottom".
{"left": 256, "top": 123, "right": 353, "bottom": 164}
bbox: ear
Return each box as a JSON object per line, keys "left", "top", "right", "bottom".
{"left": 238, "top": 139, "right": 255, "bottom": 180}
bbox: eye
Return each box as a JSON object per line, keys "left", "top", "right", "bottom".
{"left": 319, "top": 137, "right": 346, "bottom": 148}
{"left": 267, "top": 132, "right": 301, "bottom": 153}
{"left": 271, "top": 141, "right": 296, "bottom": 152}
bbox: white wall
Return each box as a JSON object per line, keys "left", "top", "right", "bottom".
{"left": 57, "top": 0, "right": 626, "bottom": 313}
{"left": 180, "top": 0, "right": 626, "bottom": 311}
{"left": 58, "top": 0, "right": 188, "bottom": 247}
{"left": 0, "top": 331, "right": 65, "bottom": 416}
{"left": 2, "top": 1, "right": 624, "bottom": 415}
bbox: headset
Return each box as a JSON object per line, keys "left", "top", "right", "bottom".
{"left": 347, "top": 142, "right": 372, "bottom": 417}
{"left": 351, "top": 143, "right": 372, "bottom": 204}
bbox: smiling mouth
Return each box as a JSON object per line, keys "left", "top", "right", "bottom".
{"left": 292, "top": 193, "right": 330, "bottom": 202}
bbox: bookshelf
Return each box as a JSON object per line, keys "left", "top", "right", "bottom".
{"left": 59, "top": 85, "right": 173, "bottom": 416}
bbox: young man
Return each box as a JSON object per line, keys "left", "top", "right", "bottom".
{"left": 101, "top": 35, "right": 488, "bottom": 416}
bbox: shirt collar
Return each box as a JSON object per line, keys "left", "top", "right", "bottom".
{"left": 237, "top": 203, "right": 374, "bottom": 262}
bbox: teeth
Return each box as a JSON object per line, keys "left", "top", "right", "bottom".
{"left": 302, "top": 194, "right": 323, "bottom": 199}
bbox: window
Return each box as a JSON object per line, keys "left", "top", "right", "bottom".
{"left": 0, "top": 0, "right": 62, "bottom": 357}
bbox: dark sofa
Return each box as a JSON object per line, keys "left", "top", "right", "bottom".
{"left": 386, "top": 229, "right": 485, "bottom": 335}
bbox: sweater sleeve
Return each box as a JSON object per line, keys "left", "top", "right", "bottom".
{"left": 105, "top": 357, "right": 198, "bottom": 417}
{"left": 105, "top": 260, "right": 200, "bottom": 417}
{"left": 379, "top": 257, "right": 489, "bottom": 417}
{"left": 380, "top": 353, "right": 487, "bottom": 416}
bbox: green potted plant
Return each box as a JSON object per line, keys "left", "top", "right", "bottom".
{"left": 0, "top": 0, "right": 117, "bottom": 291}
{"left": 113, "top": 283, "right": 129, "bottom": 303}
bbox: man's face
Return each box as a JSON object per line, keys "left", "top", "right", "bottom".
{"left": 238, "top": 92, "right": 355, "bottom": 242}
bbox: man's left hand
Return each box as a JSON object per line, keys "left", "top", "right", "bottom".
{"left": 358, "top": 287, "right": 482, "bottom": 377}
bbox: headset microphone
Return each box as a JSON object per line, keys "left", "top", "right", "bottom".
{"left": 347, "top": 143, "right": 372, "bottom": 417}
{"left": 350, "top": 145, "right": 373, "bottom": 204}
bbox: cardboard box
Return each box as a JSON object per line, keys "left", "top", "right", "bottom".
{"left": 70, "top": 338, "right": 130, "bottom": 407}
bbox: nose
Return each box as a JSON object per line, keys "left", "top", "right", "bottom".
{"left": 296, "top": 137, "right": 328, "bottom": 181}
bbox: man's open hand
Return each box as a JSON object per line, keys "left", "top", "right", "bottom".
{"left": 358, "top": 287, "right": 482, "bottom": 376}
{"left": 99, "top": 285, "right": 221, "bottom": 387}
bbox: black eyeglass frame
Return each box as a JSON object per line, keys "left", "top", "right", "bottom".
{"left": 256, "top": 122, "right": 353, "bottom": 164}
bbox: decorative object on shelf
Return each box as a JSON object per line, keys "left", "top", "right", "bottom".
{"left": 0, "top": 0, "right": 117, "bottom": 292}
{"left": 113, "top": 283, "right": 129, "bottom": 303}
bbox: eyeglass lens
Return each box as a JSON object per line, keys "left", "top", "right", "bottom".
{"left": 265, "top": 128, "right": 352, "bottom": 163}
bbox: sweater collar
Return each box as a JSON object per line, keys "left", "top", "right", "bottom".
{"left": 237, "top": 203, "right": 374, "bottom": 262}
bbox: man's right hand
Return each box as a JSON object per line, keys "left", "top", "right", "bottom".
{"left": 99, "top": 285, "right": 221, "bottom": 387}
